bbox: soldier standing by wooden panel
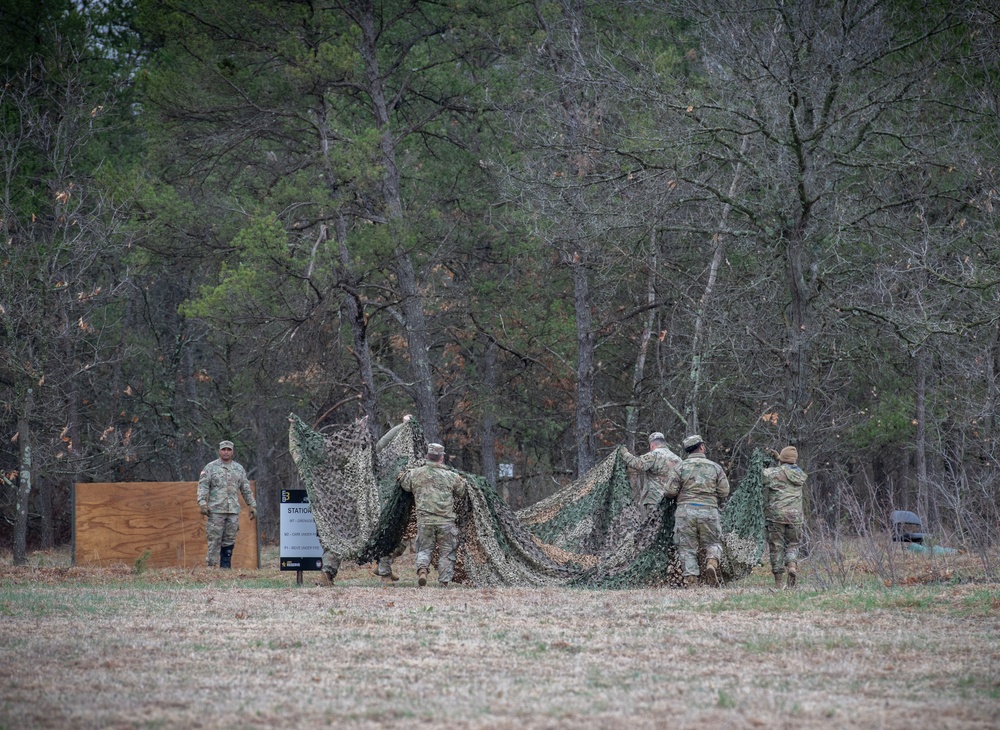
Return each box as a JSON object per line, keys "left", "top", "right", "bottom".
{"left": 198, "top": 440, "right": 257, "bottom": 568}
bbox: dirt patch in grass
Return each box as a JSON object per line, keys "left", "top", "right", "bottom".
{"left": 0, "top": 548, "right": 998, "bottom": 729}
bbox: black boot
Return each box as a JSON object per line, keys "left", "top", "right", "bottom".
{"left": 220, "top": 544, "right": 234, "bottom": 569}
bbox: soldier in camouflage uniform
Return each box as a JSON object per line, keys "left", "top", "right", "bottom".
{"left": 763, "top": 446, "right": 807, "bottom": 588}
{"left": 620, "top": 431, "right": 681, "bottom": 514}
{"left": 322, "top": 416, "right": 412, "bottom": 585}
{"left": 399, "top": 442, "right": 467, "bottom": 587}
{"left": 665, "top": 435, "right": 730, "bottom": 587}
{"left": 197, "top": 440, "right": 257, "bottom": 569}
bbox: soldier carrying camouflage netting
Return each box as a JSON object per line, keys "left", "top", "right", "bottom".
{"left": 288, "top": 415, "right": 767, "bottom": 588}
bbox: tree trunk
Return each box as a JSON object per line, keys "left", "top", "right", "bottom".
{"left": 316, "top": 91, "right": 378, "bottom": 435}
{"left": 51, "top": 311, "right": 79, "bottom": 549}
{"left": 914, "top": 349, "right": 929, "bottom": 520}
{"left": 335, "top": 216, "right": 378, "bottom": 436}
{"left": 36, "top": 478, "right": 53, "bottom": 551}
{"left": 785, "top": 223, "right": 811, "bottom": 465}
{"left": 13, "top": 387, "right": 34, "bottom": 566}
{"left": 163, "top": 287, "right": 188, "bottom": 481}
{"left": 626, "top": 228, "right": 657, "bottom": 451}
{"left": 393, "top": 252, "right": 440, "bottom": 443}
{"left": 571, "top": 255, "right": 596, "bottom": 475}
{"left": 687, "top": 141, "right": 745, "bottom": 433}
{"left": 987, "top": 322, "right": 1000, "bottom": 458}
{"left": 357, "top": 1, "right": 440, "bottom": 444}
{"left": 177, "top": 325, "right": 202, "bottom": 478}
{"left": 687, "top": 232, "right": 725, "bottom": 435}
{"left": 253, "top": 405, "right": 277, "bottom": 541}
{"left": 480, "top": 332, "right": 499, "bottom": 489}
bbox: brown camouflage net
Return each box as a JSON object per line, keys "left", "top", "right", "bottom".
{"left": 288, "top": 415, "right": 765, "bottom": 588}
{"left": 286, "top": 414, "right": 379, "bottom": 560}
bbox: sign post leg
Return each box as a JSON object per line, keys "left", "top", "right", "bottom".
{"left": 296, "top": 569, "right": 303, "bottom": 586}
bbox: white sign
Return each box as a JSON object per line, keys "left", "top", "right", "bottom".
{"left": 279, "top": 489, "right": 323, "bottom": 571}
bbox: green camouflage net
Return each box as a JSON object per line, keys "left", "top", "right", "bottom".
{"left": 288, "top": 415, "right": 765, "bottom": 588}
{"left": 571, "top": 500, "right": 682, "bottom": 588}
{"left": 719, "top": 448, "right": 767, "bottom": 581}
{"left": 514, "top": 451, "right": 686, "bottom": 587}
{"left": 516, "top": 452, "right": 633, "bottom": 555}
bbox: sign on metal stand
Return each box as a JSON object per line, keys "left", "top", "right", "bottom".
{"left": 279, "top": 489, "right": 323, "bottom": 585}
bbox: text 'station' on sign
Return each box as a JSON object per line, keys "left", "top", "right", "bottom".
{"left": 279, "top": 489, "right": 323, "bottom": 571}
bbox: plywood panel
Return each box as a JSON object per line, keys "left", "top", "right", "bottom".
{"left": 74, "top": 482, "right": 258, "bottom": 569}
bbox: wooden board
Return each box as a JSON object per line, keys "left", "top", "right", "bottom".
{"left": 73, "top": 482, "right": 258, "bottom": 569}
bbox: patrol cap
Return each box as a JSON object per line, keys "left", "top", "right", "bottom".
{"left": 778, "top": 446, "right": 798, "bottom": 464}
{"left": 682, "top": 434, "right": 703, "bottom": 450}
{"left": 219, "top": 440, "right": 234, "bottom": 450}
{"left": 426, "top": 443, "right": 445, "bottom": 456}
{"left": 648, "top": 432, "right": 666, "bottom": 443}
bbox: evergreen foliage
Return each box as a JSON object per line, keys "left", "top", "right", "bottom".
{"left": 1, "top": 1, "right": 998, "bottom": 553}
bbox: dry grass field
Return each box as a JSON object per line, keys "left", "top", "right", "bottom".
{"left": 1, "top": 544, "right": 998, "bottom": 729}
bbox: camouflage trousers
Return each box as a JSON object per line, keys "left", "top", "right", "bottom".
{"left": 415, "top": 522, "right": 460, "bottom": 584}
{"left": 322, "top": 539, "right": 406, "bottom": 581}
{"left": 673, "top": 504, "right": 722, "bottom": 577}
{"left": 766, "top": 521, "right": 802, "bottom": 574}
{"left": 206, "top": 512, "right": 240, "bottom": 567}
{"left": 376, "top": 539, "right": 407, "bottom": 576}
{"left": 322, "top": 550, "right": 341, "bottom": 580}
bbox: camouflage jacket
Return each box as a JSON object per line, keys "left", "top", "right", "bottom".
{"left": 197, "top": 459, "right": 256, "bottom": 514}
{"left": 762, "top": 464, "right": 807, "bottom": 524}
{"left": 399, "top": 460, "right": 467, "bottom": 526}
{"left": 665, "top": 453, "right": 730, "bottom": 509}
{"left": 621, "top": 445, "right": 681, "bottom": 506}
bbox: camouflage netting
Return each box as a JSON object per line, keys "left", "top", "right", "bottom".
{"left": 515, "top": 452, "right": 633, "bottom": 555}
{"left": 286, "top": 414, "right": 379, "bottom": 560}
{"left": 288, "top": 414, "right": 419, "bottom": 563}
{"left": 720, "top": 448, "right": 767, "bottom": 581}
{"left": 288, "top": 415, "right": 766, "bottom": 588}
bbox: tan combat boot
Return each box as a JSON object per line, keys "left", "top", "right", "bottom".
{"left": 786, "top": 562, "right": 797, "bottom": 588}
{"left": 417, "top": 567, "right": 428, "bottom": 587}
{"left": 773, "top": 573, "right": 783, "bottom": 589}
{"left": 373, "top": 568, "right": 400, "bottom": 583}
{"left": 683, "top": 575, "right": 698, "bottom": 588}
{"left": 704, "top": 558, "right": 721, "bottom": 587}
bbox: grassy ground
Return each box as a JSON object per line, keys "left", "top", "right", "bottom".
{"left": 0, "top": 545, "right": 997, "bottom": 729}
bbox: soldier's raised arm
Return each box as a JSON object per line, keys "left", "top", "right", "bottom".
{"left": 619, "top": 444, "right": 641, "bottom": 470}
{"left": 376, "top": 414, "right": 412, "bottom": 453}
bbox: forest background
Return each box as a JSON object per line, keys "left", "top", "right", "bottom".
{"left": 1, "top": 0, "right": 998, "bottom": 565}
